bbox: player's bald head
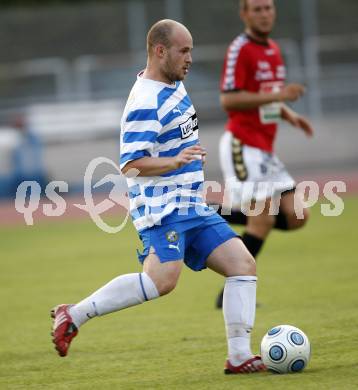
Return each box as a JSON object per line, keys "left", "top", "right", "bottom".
{"left": 146, "top": 19, "right": 190, "bottom": 56}
{"left": 239, "top": 0, "right": 275, "bottom": 10}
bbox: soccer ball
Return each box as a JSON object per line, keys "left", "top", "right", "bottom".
{"left": 260, "top": 325, "right": 311, "bottom": 374}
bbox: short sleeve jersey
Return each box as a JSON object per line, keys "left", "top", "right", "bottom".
{"left": 120, "top": 72, "right": 206, "bottom": 232}
{"left": 220, "top": 33, "right": 286, "bottom": 152}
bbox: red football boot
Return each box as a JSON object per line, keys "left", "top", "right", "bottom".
{"left": 224, "top": 355, "right": 266, "bottom": 374}
{"left": 51, "top": 304, "right": 78, "bottom": 357}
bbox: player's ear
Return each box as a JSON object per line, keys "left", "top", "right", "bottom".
{"left": 155, "top": 44, "right": 166, "bottom": 58}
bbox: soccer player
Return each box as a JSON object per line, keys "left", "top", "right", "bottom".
{"left": 51, "top": 19, "right": 266, "bottom": 374}
{"left": 214, "top": 0, "right": 314, "bottom": 308}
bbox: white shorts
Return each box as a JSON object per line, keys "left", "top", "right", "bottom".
{"left": 219, "top": 132, "right": 295, "bottom": 207}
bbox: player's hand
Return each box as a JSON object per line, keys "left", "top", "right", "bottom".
{"left": 173, "top": 145, "right": 207, "bottom": 168}
{"left": 279, "top": 83, "right": 305, "bottom": 102}
{"left": 294, "top": 115, "right": 314, "bottom": 137}
{"left": 282, "top": 106, "right": 314, "bottom": 137}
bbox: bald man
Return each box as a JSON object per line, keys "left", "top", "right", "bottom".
{"left": 50, "top": 19, "right": 266, "bottom": 374}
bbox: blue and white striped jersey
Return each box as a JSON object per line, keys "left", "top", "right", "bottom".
{"left": 120, "top": 72, "right": 207, "bottom": 232}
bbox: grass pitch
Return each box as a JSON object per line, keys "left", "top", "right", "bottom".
{"left": 1, "top": 197, "right": 358, "bottom": 389}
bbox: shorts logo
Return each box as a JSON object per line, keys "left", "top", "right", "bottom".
{"left": 166, "top": 230, "right": 179, "bottom": 243}
{"left": 180, "top": 113, "right": 199, "bottom": 139}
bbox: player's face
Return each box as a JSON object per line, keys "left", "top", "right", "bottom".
{"left": 162, "top": 29, "right": 193, "bottom": 83}
{"left": 241, "top": 0, "right": 276, "bottom": 38}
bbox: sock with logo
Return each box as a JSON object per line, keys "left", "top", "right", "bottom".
{"left": 69, "top": 272, "right": 159, "bottom": 328}
{"left": 223, "top": 275, "right": 257, "bottom": 366}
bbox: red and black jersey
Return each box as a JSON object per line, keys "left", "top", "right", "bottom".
{"left": 220, "top": 33, "right": 286, "bottom": 153}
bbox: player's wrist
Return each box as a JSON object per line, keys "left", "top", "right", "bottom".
{"left": 171, "top": 156, "right": 181, "bottom": 170}
{"left": 275, "top": 91, "right": 285, "bottom": 103}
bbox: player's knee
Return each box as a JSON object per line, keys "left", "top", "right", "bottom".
{"left": 156, "top": 278, "right": 178, "bottom": 296}
{"left": 233, "top": 251, "right": 256, "bottom": 277}
{"left": 152, "top": 268, "right": 180, "bottom": 296}
{"left": 144, "top": 255, "right": 182, "bottom": 296}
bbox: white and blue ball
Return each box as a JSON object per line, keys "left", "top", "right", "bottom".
{"left": 260, "top": 325, "right": 311, "bottom": 374}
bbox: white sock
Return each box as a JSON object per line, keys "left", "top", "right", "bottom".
{"left": 223, "top": 275, "right": 257, "bottom": 366}
{"left": 69, "top": 272, "right": 159, "bottom": 328}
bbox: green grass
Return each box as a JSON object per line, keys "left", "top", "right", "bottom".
{"left": 1, "top": 197, "right": 358, "bottom": 389}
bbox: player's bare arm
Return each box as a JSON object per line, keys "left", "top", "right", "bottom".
{"left": 220, "top": 83, "right": 305, "bottom": 111}
{"left": 281, "top": 104, "right": 314, "bottom": 137}
{"left": 121, "top": 145, "right": 206, "bottom": 177}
